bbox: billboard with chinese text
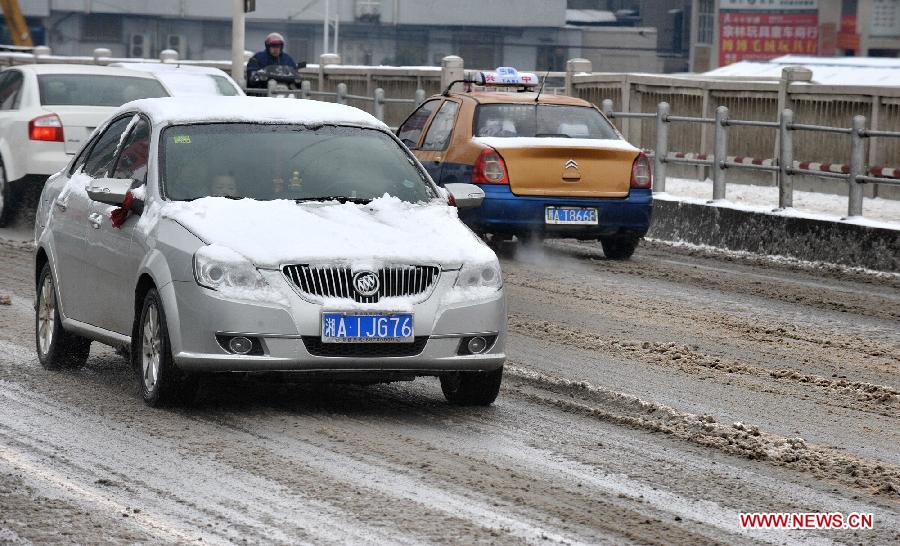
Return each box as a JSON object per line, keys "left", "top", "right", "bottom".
{"left": 719, "top": 0, "right": 819, "bottom": 66}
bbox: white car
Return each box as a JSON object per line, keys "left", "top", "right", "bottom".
{"left": 34, "top": 97, "right": 507, "bottom": 407}
{"left": 110, "top": 62, "right": 245, "bottom": 97}
{"left": 0, "top": 64, "right": 169, "bottom": 226}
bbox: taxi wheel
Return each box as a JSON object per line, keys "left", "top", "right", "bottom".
{"left": 440, "top": 367, "right": 503, "bottom": 406}
{"left": 600, "top": 236, "right": 640, "bottom": 260}
{"left": 134, "top": 288, "right": 198, "bottom": 407}
{"left": 35, "top": 263, "right": 91, "bottom": 369}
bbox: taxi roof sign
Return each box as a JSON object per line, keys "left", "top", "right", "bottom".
{"left": 476, "top": 67, "right": 540, "bottom": 88}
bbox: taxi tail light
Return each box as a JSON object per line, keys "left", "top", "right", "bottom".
{"left": 29, "top": 114, "right": 64, "bottom": 142}
{"left": 472, "top": 148, "right": 509, "bottom": 185}
{"left": 630, "top": 153, "right": 652, "bottom": 189}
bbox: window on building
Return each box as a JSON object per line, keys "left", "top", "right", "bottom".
{"left": 202, "top": 22, "right": 231, "bottom": 48}
{"left": 456, "top": 32, "right": 499, "bottom": 70}
{"left": 697, "top": 0, "right": 714, "bottom": 45}
{"left": 82, "top": 14, "right": 123, "bottom": 42}
{"left": 537, "top": 46, "right": 568, "bottom": 72}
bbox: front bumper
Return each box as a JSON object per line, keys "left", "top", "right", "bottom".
{"left": 460, "top": 185, "right": 653, "bottom": 239}
{"left": 164, "top": 270, "right": 507, "bottom": 374}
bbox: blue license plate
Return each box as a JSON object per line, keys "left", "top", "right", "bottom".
{"left": 321, "top": 313, "right": 414, "bottom": 343}
{"left": 545, "top": 207, "right": 599, "bottom": 225}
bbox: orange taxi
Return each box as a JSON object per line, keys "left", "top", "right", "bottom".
{"left": 396, "top": 67, "right": 652, "bottom": 259}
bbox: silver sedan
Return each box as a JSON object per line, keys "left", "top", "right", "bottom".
{"left": 34, "top": 96, "right": 507, "bottom": 407}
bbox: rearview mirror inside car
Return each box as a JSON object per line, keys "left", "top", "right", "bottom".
{"left": 86, "top": 178, "right": 137, "bottom": 207}
{"left": 444, "top": 183, "right": 485, "bottom": 209}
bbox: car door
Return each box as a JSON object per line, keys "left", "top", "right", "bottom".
{"left": 416, "top": 100, "right": 460, "bottom": 184}
{"left": 67, "top": 115, "right": 136, "bottom": 329}
{"left": 0, "top": 70, "right": 24, "bottom": 174}
{"left": 84, "top": 115, "right": 151, "bottom": 334}
{"left": 47, "top": 131, "right": 100, "bottom": 323}
{"left": 397, "top": 99, "right": 439, "bottom": 150}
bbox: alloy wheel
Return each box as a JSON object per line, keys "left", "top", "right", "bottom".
{"left": 141, "top": 304, "right": 162, "bottom": 392}
{"left": 37, "top": 275, "right": 55, "bottom": 356}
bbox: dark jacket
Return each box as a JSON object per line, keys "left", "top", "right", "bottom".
{"left": 246, "top": 50, "right": 297, "bottom": 87}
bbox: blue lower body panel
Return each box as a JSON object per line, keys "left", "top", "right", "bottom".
{"left": 459, "top": 185, "right": 653, "bottom": 240}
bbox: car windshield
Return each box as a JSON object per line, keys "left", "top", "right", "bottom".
{"left": 38, "top": 74, "right": 168, "bottom": 106}
{"left": 474, "top": 104, "right": 619, "bottom": 139}
{"left": 161, "top": 123, "right": 436, "bottom": 203}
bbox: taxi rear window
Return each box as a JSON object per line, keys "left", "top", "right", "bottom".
{"left": 474, "top": 104, "right": 619, "bottom": 140}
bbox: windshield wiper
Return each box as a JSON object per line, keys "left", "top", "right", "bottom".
{"left": 295, "top": 195, "right": 372, "bottom": 204}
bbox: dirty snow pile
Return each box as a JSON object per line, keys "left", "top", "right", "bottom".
{"left": 658, "top": 177, "right": 900, "bottom": 230}
{"left": 160, "top": 195, "right": 497, "bottom": 268}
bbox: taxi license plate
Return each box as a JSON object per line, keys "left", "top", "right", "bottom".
{"left": 545, "top": 207, "right": 599, "bottom": 225}
{"left": 321, "top": 313, "right": 414, "bottom": 343}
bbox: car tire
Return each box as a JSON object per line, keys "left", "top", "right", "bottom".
{"left": 35, "top": 263, "right": 91, "bottom": 369}
{"left": 600, "top": 236, "right": 641, "bottom": 260}
{"left": 134, "top": 287, "right": 198, "bottom": 407}
{"left": 440, "top": 367, "right": 503, "bottom": 406}
{"left": 0, "top": 160, "right": 16, "bottom": 228}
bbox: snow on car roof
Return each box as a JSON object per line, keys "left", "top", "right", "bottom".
{"left": 10, "top": 63, "right": 161, "bottom": 78}
{"left": 120, "top": 96, "right": 388, "bottom": 129}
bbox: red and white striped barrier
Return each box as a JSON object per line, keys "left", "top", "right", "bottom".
{"left": 666, "top": 152, "right": 899, "bottom": 179}
{"left": 868, "top": 166, "right": 900, "bottom": 179}
{"left": 793, "top": 161, "right": 849, "bottom": 174}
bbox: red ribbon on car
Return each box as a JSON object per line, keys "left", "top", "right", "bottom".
{"left": 110, "top": 191, "right": 134, "bottom": 229}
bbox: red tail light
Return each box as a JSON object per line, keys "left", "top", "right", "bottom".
{"left": 630, "top": 152, "right": 652, "bottom": 189}
{"left": 29, "top": 114, "right": 64, "bottom": 142}
{"left": 472, "top": 148, "right": 509, "bottom": 185}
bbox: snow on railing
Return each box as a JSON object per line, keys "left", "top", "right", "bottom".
{"left": 602, "top": 98, "right": 900, "bottom": 219}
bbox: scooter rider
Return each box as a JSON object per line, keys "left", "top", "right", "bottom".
{"left": 246, "top": 32, "right": 297, "bottom": 88}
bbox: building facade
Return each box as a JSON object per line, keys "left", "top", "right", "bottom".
{"left": 690, "top": 0, "right": 900, "bottom": 72}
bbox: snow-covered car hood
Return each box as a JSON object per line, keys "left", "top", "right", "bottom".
{"left": 159, "top": 195, "right": 497, "bottom": 268}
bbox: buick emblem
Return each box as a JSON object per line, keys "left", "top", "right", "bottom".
{"left": 353, "top": 271, "right": 380, "bottom": 296}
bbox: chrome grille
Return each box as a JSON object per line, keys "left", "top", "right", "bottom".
{"left": 282, "top": 265, "right": 440, "bottom": 303}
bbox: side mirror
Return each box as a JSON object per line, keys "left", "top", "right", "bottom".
{"left": 86, "top": 178, "right": 136, "bottom": 207}
{"left": 445, "top": 183, "right": 485, "bottom": 209}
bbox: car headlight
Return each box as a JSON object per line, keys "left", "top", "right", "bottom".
{"left": 194, "top": 245, "right": 267, "bottom": 290}
{"left": 455, "top": 260, "right": 502, "bottom": 290}
{"left": 193, "top": 245, "right": 286, "bottom": 304}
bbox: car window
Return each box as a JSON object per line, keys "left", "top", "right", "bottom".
{"left": 112, "top": 117, "right": 151, "bottom": 184}
{"left": 38, "top": 74, "right": 168, "bottom": 107}
{"left": 161, "top": 124, "right": 436, "bottom": 204}
{"left": 69, "top": 131, "right": 101, "bottom": 176}
{"left": 474, "top": 104, "right": 620, "bottom": 140}
{"left": 397, "top": 100, "right": 439, "bottom": 148}
{"left": 420, "top": 101, "right": 459, "bottom": 151}
{"left": 83, "top": 117, "right": 135, "bottom": 178}
{"left": 154, "top": 72, "right": 240, "bottom": 96}
{"left": 0, "top": 71, "right": 23, "bottom": 110}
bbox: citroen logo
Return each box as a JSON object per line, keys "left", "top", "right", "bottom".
{"left": 562, "top": 159, "right": 582, "bottom": 182}
{"left": 353, "top": 271, "right": 380, "bottom": 296}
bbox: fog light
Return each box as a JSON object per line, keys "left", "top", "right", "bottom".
{"left": 229, "top": 336, "right": 253, "bottom": 355}
{"left": 467, "top": 336, "right": 488, "bottom": 354}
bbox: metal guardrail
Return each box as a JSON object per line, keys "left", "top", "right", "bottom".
{"left": 254, "top": 81, "right": 427, "bottom": 124}
{"left": 602, "top": 99, "right": 900, "bottom": 218}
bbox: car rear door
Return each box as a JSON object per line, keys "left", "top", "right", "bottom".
{"left": 84, "top": 115, "right": 150, "bottom": 335}
{"left": 47, "top": 135, "right": 98, "bottom": 323}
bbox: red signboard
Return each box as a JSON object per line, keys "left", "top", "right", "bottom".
{"left": 719, "top": 12, "right": 819, "bottom": 66}
{"left": 836, "top": 14, "right": 859, "bottom": 51}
